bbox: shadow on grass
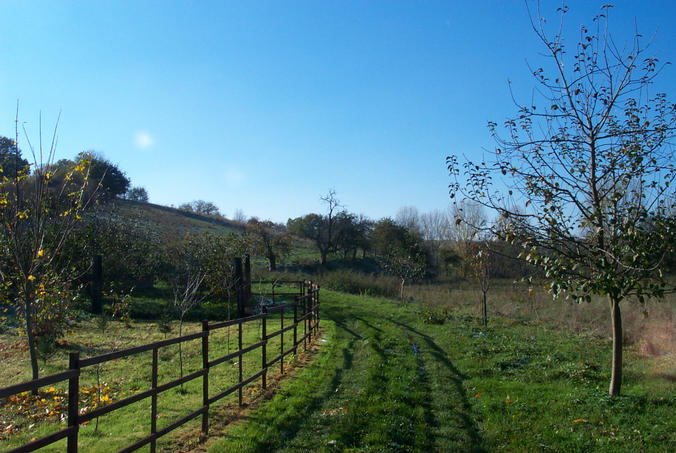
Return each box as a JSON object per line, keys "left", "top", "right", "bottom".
{"left": 389, "top": 317, "right": 485, "bottom": 451}
{"left": 224, "top": 318, "right": 356, "bottom": 451}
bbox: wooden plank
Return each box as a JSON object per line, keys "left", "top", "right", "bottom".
{"left": 80, "top": 369, "right": 206, "bottom": 423}
{"left": 80, "top": 332, "right": 205, "bottom": 367}
{"left": 5, "top": 427, "right": 75, "bottom": 453}
{"left": 0, "top": 370, "right": 77, "bottom": 398}
{"left": 116, "top": 406, "right": 207, "bottom": 453}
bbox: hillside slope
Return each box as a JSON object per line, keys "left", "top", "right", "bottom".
{"left": 110, "top": 199, "right": 245, "bottom": 238}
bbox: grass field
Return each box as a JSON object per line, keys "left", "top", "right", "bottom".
{"left": 0, "top": 308, "right": 312, "bottom": 452}
{"left": 2, "top": 286, "right": 674, "bottom": 452}
{"left": 207, "top": 290, "right": 675, "bottom": 452}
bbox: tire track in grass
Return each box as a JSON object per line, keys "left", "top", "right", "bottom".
{"left": 393, "top": 319, "right": 485, "bottom": 452}
{"left": 206, "top": 291, "right": 480, "bottom": 452}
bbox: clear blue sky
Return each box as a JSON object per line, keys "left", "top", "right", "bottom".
{"left": 2, "top": 1, "right": 675, "bottom": 223}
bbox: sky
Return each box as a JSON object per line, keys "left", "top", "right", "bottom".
{"left": 1, "top": 0, "right": 676, "bottom": 223}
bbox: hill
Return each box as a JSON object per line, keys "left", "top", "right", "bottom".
{"left": 109, "top": 199, "right": 245, "bottom": 238}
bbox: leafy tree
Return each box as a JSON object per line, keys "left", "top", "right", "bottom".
{"left": 336, "top": 213, "right": 372, "bottom": 260}
{"left": 179, "top": 199, "right": 220, "bottom": 216}
{"left": 124, "top": 186, "right": 149, "bottom": 202}
{"left": 77, "top": 152, "right": 130, "bottom": 200}
{"left": 287, "top": 190, "right": 344, "bottom": 266}
{"left": 246, "top": 217, "right": 291, "bottom": 271}
{"left": 371, "top": 218, "right": 428, "bottom": 299}
{"left": 1, "top": 118, "right": 96, "bottom": 382}
{"left": 63, "top": 210, "right": 164, "bottom": 292}
{"left": 448, "top": 4, "right": 676, "bottom": 396}
{"left": 0, "top": 135, "right": 30, "bottom": 177}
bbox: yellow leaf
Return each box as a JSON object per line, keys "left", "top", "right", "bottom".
{"left": 573, "top": 418, "right": 587, "bottom": 424}
{"left": 37, "top": 249, "right": 44, "bottom": 257}
{"left": 505, "top": 395, "right": 512, "bottom": 404}
{"left": 27, "top": 275, "right": 36, "bottom": 281}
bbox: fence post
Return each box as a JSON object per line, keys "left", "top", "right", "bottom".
{"left": 238, "top": 318, "right": 243, "bottom": 406}
{"left": 67, "top": 352, "right": 80, "bottom": 453}
{"left": 244, "top": 254, "right": 251, "bottom": 302}
{"left": 307, "top": 283, "right": 313, "bottom": 344}
{"left": 91, "top": 255, "right": 102, "bottom": 314}
{"left": 293, "top": 297, "right": 298, "bottom": 355}
{"left": 201, "top": 320, "right": 209, "bottom": 436}
{"left": 316, "top": 284, "right": 320, "bottom": 331}
{"left": 234, "top": 257, "right": 244, "bottom": 317}
{"left": 280, "top": 307, "right": 284, "bottom": 375}
{"left": 150, "top": 348, "right": 158, "bottom": 453}
{"left": 262, "top": 306, "right": 267, "bottom": 389}
{"left": 303, "top": 291, "right": 307, "bottom": 351}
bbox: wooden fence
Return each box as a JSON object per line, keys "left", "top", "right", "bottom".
{"left": 0, "top": 282, "right": 320, "bottom": 453}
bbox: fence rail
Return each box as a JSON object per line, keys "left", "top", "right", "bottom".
{"left": 1, "top": 281, "right": 320, "bottom": 453}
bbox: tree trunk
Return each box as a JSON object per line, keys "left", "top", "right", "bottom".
{"left": 268, "top": 254, "right": 276, "bottom": 272}
{"left": 609, "top": 296, "right": 623, "bottom": 397}
{"left": 320, "top": 250, "right": 327, "bottom": 267}
{"left": 482, "top": 291, "right": 487, "bottom": 327}
{"left": 24, "top": 292, "right": 40, "bottom": 385}
{"left": 400, "top": 278, "right": 405, "bottom": 300}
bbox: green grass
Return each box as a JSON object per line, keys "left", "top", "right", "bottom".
{"left": 0, "top": 309, "right": 304, "bottom": 452}
{"left": 3, "top": 287, "right": 674, "bottom": 452}
{"left": 208, "top": 290, "right": 675, "bottom": 452}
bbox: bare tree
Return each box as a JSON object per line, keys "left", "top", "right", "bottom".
{"left": 420, "top": 209, "right": 452, "bottom": 242}
{"left": 395, "top": 206, "right": 421, "bottom": 235}
{"left": 233, "top": 208, "right": 247, "bottom": 223}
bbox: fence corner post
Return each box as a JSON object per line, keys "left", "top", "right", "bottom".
{"left": 293, "top": 297, "right": 298, "bottom": 355}
{"left": 67, "top": 352, "right": 80, "bottom": 453}
{"left": 201, "top": 320, "right": 209, "bottom": 436}
{"left": 262, "top": 306, "right": 267, "bottom": 389}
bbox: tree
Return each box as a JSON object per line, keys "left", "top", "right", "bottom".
{"left": 420, "top": 209, "right": 451, "bottom": 242}
{"left": 179, "top": 199, "right": 220, "bottom": 216}
{"left": 371, "top": 218, "right": 428, "bottom": 299}
{"left": 0, "top": 135, "right": 30, "bottom": 177}
{"left": 468, "top": 241, "right": 491, "bottom": 326}
{"left": 1, "top": 114, "right": 96, "bottom": 382}
{"left": 233, "top": 208, "right": 246, "bottom": 223}
{"left": 448, "top": 3, "right": 676, "bottom": 396}
{"left": 395, "top": 206, "right": 422, "bottom": 235}
{"left": 246, "top": 218, "right": 291, "bottom": 271}
{"left": 163, "top": 233, "right": 211, "bottom": 382}
{"left": 335, "top": 213, "right": 371, "bottom": 260}
{"left": 77, "top": 152, "right": 130, "bottom": 200}
{"left": 287, "top": 190, "right": 344, "bottom": 266}
{"left": 449, "top": 200, "right": 487, "bottom": 278}
{"left": 124, "top": 186, "right": 149, "bottom": 202}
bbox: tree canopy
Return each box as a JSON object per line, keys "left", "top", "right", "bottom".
{"left": 0, "top": 135, "right": 30, "bottom": 177}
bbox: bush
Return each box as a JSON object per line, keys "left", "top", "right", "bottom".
{"left": 318, "top": 270, "right": 399, "bottom": 299}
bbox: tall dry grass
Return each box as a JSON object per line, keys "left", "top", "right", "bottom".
{"left": 409, "top": 279, "right": 676, "bottom": 357}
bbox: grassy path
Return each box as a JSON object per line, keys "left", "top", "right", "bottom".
{"left": 208, "top": 291, "right": 483, "bottom": 452}
{"left": 208, "top": 290, "right": 675, "bottom": 453}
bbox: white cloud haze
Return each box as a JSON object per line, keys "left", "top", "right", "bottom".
{"left": 134, "top": 131, "right": 154, "bottom": 150}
